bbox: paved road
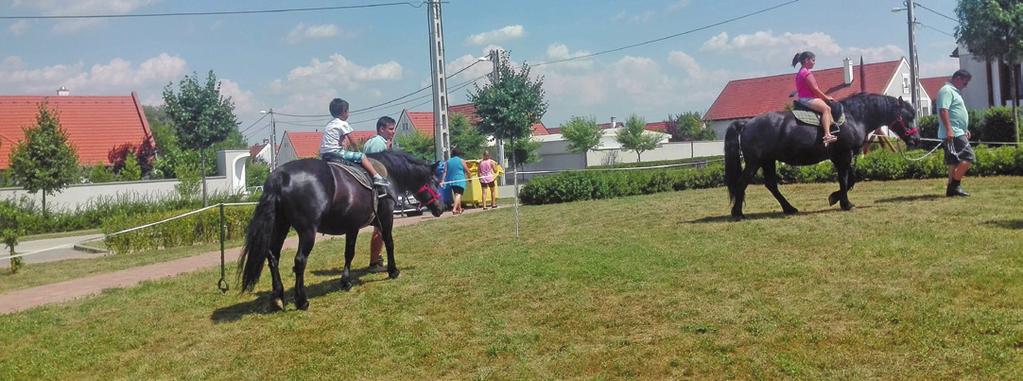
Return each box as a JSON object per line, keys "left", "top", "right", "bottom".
{"left": 0, "top": 233, "right": 106, "bottom": 268}
{"left": 0, "top": 207, "right": 486, "bottom": 314}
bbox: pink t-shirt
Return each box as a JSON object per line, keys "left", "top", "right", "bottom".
{"left": 478, "top": 159, "right": 496, "bottom": 184}
{"left": 795, "top": 67, "right": 815, "bottom": 98}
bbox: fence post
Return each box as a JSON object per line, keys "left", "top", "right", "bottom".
{"left": 217, "top": 203, "right": 229, "bottom": 293}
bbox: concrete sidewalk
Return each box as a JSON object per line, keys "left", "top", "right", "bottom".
{"left": 0, "top": 233, "right": 106, "bottom": 268}
{"left": 0, "top": 208, "right": 485, "bottom": 314}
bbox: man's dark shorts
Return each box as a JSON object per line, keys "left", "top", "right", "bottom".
{"left": 943, "top": 135, "right": 975, "bottom": 165}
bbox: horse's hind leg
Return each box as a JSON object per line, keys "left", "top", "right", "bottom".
{"left": 829, "top": 153, "right": 855, "bottom": 210}
{"left": 731, "top": 160, "right": 761, "bottom": 219}
{"left": 267, "top": 221, "right": 289, "bottom": 310}
{"left": 340, "top": 230, "right": 358, "bottom": 291}
{"left": 292, "top": 228, "right": 317, "bottom": 311}
{"left": 763, "top": 161, "right": 798, "bottom": 214}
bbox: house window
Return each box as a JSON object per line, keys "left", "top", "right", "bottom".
{"left": 403, "top": 122, "right": 409, "bottom": 131}
{"left": 902, "top": 73, "right": 910, "bottom": 94}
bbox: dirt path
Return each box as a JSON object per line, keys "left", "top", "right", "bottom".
{"left": 0, "top": 208, "right": 484, "bottom": 315}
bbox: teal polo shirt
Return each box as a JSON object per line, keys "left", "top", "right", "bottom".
{"left": 936, "top": 83, "right": 969, "bottom": 138}
{"left": 362, "top": 135, "right": 388, "bottom": 154}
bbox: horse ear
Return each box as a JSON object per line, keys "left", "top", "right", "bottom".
{"left": 431, "top": 161, "right": 439, "bottom": 172}
{"left": 898, "top": 96, "right": 904, "bottom": 105}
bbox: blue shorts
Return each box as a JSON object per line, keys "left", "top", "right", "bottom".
{"left": 321, "top": 149, "right": 363, "bottom": 164}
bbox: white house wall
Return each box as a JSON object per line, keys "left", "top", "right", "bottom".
{"left": 883, "top": 59, "right": 932, "bottom": 115}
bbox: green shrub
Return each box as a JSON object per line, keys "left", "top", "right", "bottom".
{"left": 977, "top": 106, "right": 1020, "bottom": 143}
{"left": 102, "top": 204, "right": 255, "bottom": 254}
{"left": 519, "top": 146, "right": 1023, "bottom": 205}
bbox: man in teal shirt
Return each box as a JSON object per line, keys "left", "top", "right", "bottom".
{"left": 363, "top": 116, "right": 396, "bottom": 272}
{"left": 936, "top": 69, "right": 974, "bottom": 197}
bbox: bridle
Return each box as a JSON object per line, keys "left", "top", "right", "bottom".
{"left": 415, "top": 184, "right": 439, "bottom": 207}
{"left": 890, "top": 113, "right": 918, "bottom": 138}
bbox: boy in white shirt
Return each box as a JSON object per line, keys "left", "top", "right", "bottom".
{"left": 319, "top": 98, "right": 390, "bottom": 190}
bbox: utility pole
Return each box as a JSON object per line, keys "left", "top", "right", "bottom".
{"left": 905, "top": 0, "right": 921, "bottom": 123}
{"left": 262, "top": 108, "right": 277, "bottom": 170}
{"left": 489, "top": 49, "right": 507, "bottom": 184}
{"left": 427, "top": 0, "right": 451, "bottom": 162}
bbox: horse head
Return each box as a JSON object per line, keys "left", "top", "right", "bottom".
{"left": 370, "top": 151, "right": 445, "bottom": 217}
{"left": 412, "top": 162, "right": 445, "bottom": 217}
{"left": 888, "top": 96, "right": 921, "bottom": 149}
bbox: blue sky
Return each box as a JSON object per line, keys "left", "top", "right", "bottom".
{"left": 2, "top": 0, "right": 962, "bottom": 144}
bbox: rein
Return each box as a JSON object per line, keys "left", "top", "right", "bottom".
{"left": 417, "top": 184, "right": 440, "bottom": 206}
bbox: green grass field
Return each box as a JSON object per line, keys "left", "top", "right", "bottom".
{"left": 2, "top": 177, "right": 1022, "bottom": 379}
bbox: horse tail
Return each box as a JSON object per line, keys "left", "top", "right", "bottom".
{"left": 724, "top": 119, "right": 746, "bottom": 204}
{"left": 238, "top": 171, "right": 285, "bottom": 293}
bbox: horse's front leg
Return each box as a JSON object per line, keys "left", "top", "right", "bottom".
{"left": 829, "top": 152, "right": 855, "bottom": 210}
{"left": 340, "top": 230, "right": 358, "bottom": 291}
{"left": 293, "top": 229, "right": 317, "bottom": 311}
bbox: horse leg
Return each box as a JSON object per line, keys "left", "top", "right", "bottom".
{"left": 379, "top": 210, "right": 399, "bottom": 279}
{"left": 731, "top": 159, "right": 761, "bottom": 220}
{"left": 340, "top": 230, "right": 358, "bottom": 291}
{"left": 266, "top": 221, "right": 289, "bottom": 311}
{"left": 829, "top": 153, "right": 855, "bottom": 210}
{"left": 762, "top": 161, "right": 798, "bottom": 214}
{"left": 292, "top": 228, "right": 316, "bottom": 311}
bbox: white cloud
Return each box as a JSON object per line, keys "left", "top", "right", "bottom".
{"left": 218, "top": 78, "right": 256, "bottom": 115}
{"left": 269, "top": 53, "right": 403, "bottom": 114}
{"left": 12, "top": 0, "right": 159, "bottom": 33}
{"left": 467, "top": 25, "right": 524, "bottom": 45}
{"left": 919, "top": 57, "right": 961, "bottom": 77}
{"left": 700, "top": 31, "right": 905, "bottom": 66}
{"left": 287, "top": 23, "right": 340, "bottom": 44}
{"left": 613, "top": 10, "right": 656, "bottom": 24}
{"left": 667, "top": 51, "right": 700, "bottom": 77}
{"left": 0, "top": 53, "right": 187, "bottom": 103}
{"left": 545, "top": 43, "right": 593, "bottom": 69}
{"left": 9, "top": 20, "right": 30, "bottom": 36}
{"left": 666, "top": 0, "right": 691, "bottom": 13}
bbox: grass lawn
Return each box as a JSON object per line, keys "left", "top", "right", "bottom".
{"left": 2, "top": 177, "right": 1022, "bottom": 379}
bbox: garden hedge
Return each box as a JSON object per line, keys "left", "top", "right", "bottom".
{"left": 102, "top": 204, "right": 255, "bottom": 254}
{"left": 519, "top": 146, "right": 1023, "bottom": 205}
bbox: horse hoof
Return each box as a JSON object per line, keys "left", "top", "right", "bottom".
{"left": 272, "top": 298, "right": 285, "bottom": 311}
{"left": 340, "top": 280, "right": 353, "bottom": 291}
{"left": 731, "top": 214, "right": 745, "bottom": 221}
{"left": 388, "top": 268, "right": 400, "bottom": 279}
{"left": 828, "top": 193, "right": 840, "bottom": 206}
{"left": 841, "top": 203, "right": 855, "bottom": 211}
{"left": 783, "top": 207, "right": 798, "bottom": 215}
{"left": 296, "top": 300, "right": 309, "bottom": 311}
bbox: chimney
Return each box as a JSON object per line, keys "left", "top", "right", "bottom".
{"left": 610, "top": 116, "right": 617, "bottom": 128}
{"left": 57, "top": 86, "right": 70, "bottom": 96}
{"left": 843, "top": 58, "right": 853, "bottom": 85}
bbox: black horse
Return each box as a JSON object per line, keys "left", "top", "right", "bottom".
{"left": 725, "top": 93, "right": 921, "bottom": 219}
{"left": 238, "top": 151, "right": 444, "bottom": 310}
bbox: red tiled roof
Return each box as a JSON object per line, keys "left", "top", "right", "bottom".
{"left": 248, "top": 143, "right": 266, "bottom": 158}
{"left": 0, "top": 93, "right": 153, "bottom": 169}
{"left": 404, "top": 103, "right": 549, "bottom": 137}
{"left": 284, "top": 130, "right": 376, "bottom": 159}
{"left": 704, "top": 59, "right": 905, "bottom": 121}
{"left": 644, "top": 121, "right": 669, "bottom": 133}
{"left": 920, "top": 76, "right": 948, "bottom": 100}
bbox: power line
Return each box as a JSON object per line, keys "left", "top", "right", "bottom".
{"left": 533, "top": 0, "right": 799, "bottom": 67}
{"left": 237, "top": 112, "right": 269, "bottom": 135}
{"left": 913, "top": 2, "right": 958, "bottom": 24}
{"left": 919, "top": 22, "right": 955, "bottom": 38}
{"left": 0, "top": 2, "right": 424, "bottom": 20}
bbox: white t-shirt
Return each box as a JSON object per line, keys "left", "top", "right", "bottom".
{"left": 320, "top": 118, "right": 353, "bottom": 154}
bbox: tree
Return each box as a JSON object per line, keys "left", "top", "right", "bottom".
{"left": 120, "top": 153, "right": 142, "bottom": 181}
{"left": 616, "top": 114, "right": 665, "bottom": 162}
{"left": 506, "top": 137, "right": 542, "bottom": 166}
{"left": 666, "top": 111, "right": 716, "bottom": 141}
{"left": 8, "top": 104, "right": 80, "bottom": 217}
{"left": 0, "top": 201, "right": 26, "bottom": 273}
{"left": 394, "top": 130, "right": 435, "bottom": 162}
{"left": 469, "top": 51, "right": 548, "bottom": 169}
{"left": 560, "top": 116, "right": 603, "bottom": 153}
{"left": 956, "top": 0, "right": 1023, "bottom": 142}
{"left": 449, "top": 113, "right": 487, "bottom": 159}
{"left": 162, "top": 70, "right": 239, "bottom": 205}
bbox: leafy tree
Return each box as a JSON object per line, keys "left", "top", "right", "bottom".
{"left": 8, "top": 104, "right": 80, "bottom": 216}
{"left": 506, "top": 137, "right": 542, "bottom": 167}
{"left": 0, "top": 201, "right": 26, "bottom": 273}
{"left": 615, "top": 114, "right": 665, "bottom": 162}
{"left": 956, "top": 0, "right": 1023, "bottom": 142}
{"left": 666, "top": 111, "right": 716, "bottom": 141}
{"left": 246, "top": 160, "right": 270, "bottom": 188}
{"left": 394, "top": 130, "right": 434, "bottom": 162}
{"left": 120, "top": 153, "right": 142, "bottom": 181}
{"left": 560, "top": 116, "right": 603, "bottom": 153}
{"left": 450, "top": 113, "right": 488, "bottom": 159}
{"left": 469, "top": 51, "right": 548, "bottom": 168}
{"left": 85, "top": 165, "right": 116, "bottom": 183}
{"left": 162, "top": 70, "right": 239, "bottom": 205}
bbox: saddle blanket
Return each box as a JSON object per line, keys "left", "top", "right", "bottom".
{"left": 792, "top": 109, "right": 846, "bottom": 128}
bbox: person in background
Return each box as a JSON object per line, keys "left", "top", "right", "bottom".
{"left": 363, "top": 116, "right": 396, "bottom": 272}
{"left": 478, "top": 150, "right": 499, "bottom": 209}
{"left": 936, "top": 69, "right": 974, "bottom": 197}
{"left": 442, "top": 147, "right": 471, "bottom": 215}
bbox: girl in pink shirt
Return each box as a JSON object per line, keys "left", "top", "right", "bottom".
{"left": 478, "top": 150, "right": 499, "bottom": 209}
{"left": 792, "top": 51, "right": 838, "bottom": 145}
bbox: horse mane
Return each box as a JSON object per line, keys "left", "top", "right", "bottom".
{"left": 366, "top": 151, "right": 433, "bottom": 190}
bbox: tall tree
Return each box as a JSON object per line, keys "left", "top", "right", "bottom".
{"left": 394, "top": 130, "right": 435, "bottom": 162}
{"left": 449, "top": 113, "right": 487, "bottom": 159}
{"left": 616, "top": 114, "right": 665, "bottom": 162}
{"left": 560, "top": 116, "right": 603, "bottom": 153}
{"left": 666, "top": 111, "right": 716, "bottom": 141}
{"left": 469, "top": 51, "right": 548, "bottom": 169}
{"left": 162, "top": 70, "right": 239, "bottom": 205}
{"left": 8, "top": 104, "right": 80, "bottom": 216}
{"left": 956, "top": 0, "right": 1023, "bottom": 142}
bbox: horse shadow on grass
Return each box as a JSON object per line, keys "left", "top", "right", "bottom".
{"left": 210, "top": 265, "right": 415, "bottom": 323}
{"left": 985, "top": 219, "right": 1023, "bottom": 230}
{"left": 686, "top": 206, "right": 872, "bottom": 224}
{"left": 874, "top": 194, "right": 944, "bottom": 203}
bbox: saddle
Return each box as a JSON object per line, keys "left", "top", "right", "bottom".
{"left": 325, "top": 159, "right": 391, "bottom": 225}
{"left": 791, "top": 100, "right": 845, "bottom": 130}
